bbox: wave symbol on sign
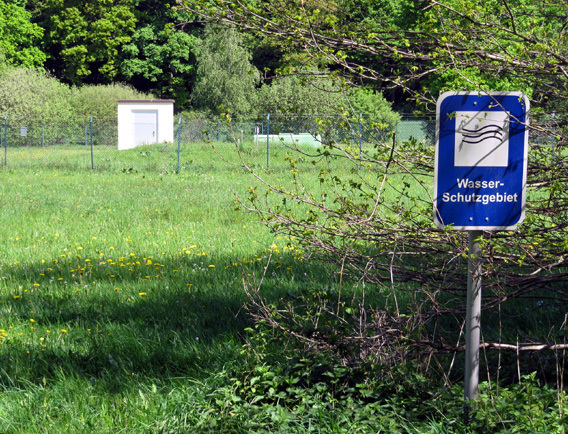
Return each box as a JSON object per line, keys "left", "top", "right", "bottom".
{"left": 460, "top": 124, "right": 504, "bottom": 145}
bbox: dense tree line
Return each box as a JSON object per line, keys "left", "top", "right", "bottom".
{"left": 0, "top": 0, "right": 426, "bottom": 118}
{"left": 3, "top": 0, "right": 559, "bottom": 118}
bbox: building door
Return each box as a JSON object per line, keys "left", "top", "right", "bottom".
{"left": 133, "top": 110, "right": 158, "bottom": 146}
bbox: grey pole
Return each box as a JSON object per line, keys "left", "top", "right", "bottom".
{"left": 359, "top": 113, "right": 363, "bottom": 161}
{"left": 4, "top": 113, "right": 7, "bottom": 166}
{"left": 89, "top": 116, "right": 94, "bottom": 169}
{"left": 552, "top": 112, "right": 556, "bottom": 164}
{"left": 177, "top": 116, "right": 182, "bottom": 173}
{"left": 266, "top": 113, "right": 270, "bottom": 169}
{"left": 465, "top": 230, "right": 483, "bottom": 404}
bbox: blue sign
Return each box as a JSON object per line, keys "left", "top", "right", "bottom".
{"left": 434, "top": 92, "right": 529, "bottom": 230}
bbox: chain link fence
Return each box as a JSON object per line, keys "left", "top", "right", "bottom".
{"left": 0, "top": 113, "right": 554, "bottom": 172}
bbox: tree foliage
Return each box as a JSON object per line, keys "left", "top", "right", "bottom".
{"left": 0, "top": 66, "right": 151, "bottom": 124}
{"left": 0, "top": 0, "right": 45, "bottom": 67}
{"left": 180, "top": 0, "right": 568, "bottom": 369}
{"left": 191, "top": 24, "right": 260, "bottom": 116}
{"left": 119, "top": 0, "right": 199, "bottom": 108}
{"left": 121, "top": 26, "right": 198, "bottom": 108}
{"left": 254, "top": 72, "right": 344, "bottom": 115}
{"left": 70, "top": 82, "right": 153, "bottom": 119}
{"left": 0, "top": 67, "right": 71, "bottom": 123}
{"left": 30, "top": 0, "right": 137, "bottom": 85}
{"left": 179, "top": 0, "right": 568, "bottom": 110}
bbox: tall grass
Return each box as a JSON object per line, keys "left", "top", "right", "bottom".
{"left": 0, "top": 141, "right": 565, "bottom": 432}
{"left": 0, "top": 141, "right": 364, "bottom": 431}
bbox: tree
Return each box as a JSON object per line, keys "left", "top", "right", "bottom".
{"left": 119, "top": 0, "right": 200, "bottom": 108}
{"left": 179, "top": 0, "right": 565, "bottom": 110}
{"left": 191, "top": 24, "right": 260, "bottom": 116}
{"left": 253, "top": 72, "right": 399, "bottom": 130}
{"left": 0, "top": 0, "right": 45, "bottom": 68}
{"left": 253, "top": 71, "right": 344, "bottom": 115}
{"left": 121, "top": 26, "right": 198, "bottom": 108}
{"left": 178, "top": 0, "right": 568, "bottom": 366}
{"left": 29, "top": 0, "right": 137, "bottom": 85}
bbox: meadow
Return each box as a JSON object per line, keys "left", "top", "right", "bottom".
{"left": 0, "top": 141, "right": 384, "bottom": 432}
{"left": 0, "top": 142, "right": 280, "bottom": 430}
{"left": 0, "top": 140, "right": 565, "bottom": 432}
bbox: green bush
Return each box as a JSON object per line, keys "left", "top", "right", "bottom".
{"left": 70, "top": 82, "right": 154, "bottom": 119}
{"left": 0, "top": 67, "right": 72, "bottom": 124}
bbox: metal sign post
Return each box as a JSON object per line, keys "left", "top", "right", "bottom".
{"left": 465, "top": 230, "right": 482, "bottom": 402}
{"left": 434, "top": 92, "right": 529, "bottom": 405}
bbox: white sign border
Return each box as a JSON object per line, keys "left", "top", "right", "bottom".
{"left": 433, "top": 91, "right": 530, "bottom": 231}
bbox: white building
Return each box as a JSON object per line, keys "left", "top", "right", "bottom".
{"left": 117, "top": 99, "right": 175, "bottom": 150}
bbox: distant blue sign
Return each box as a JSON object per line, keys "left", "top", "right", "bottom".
{"left": 434, "top": 92, "right": 529, "bottom": 230}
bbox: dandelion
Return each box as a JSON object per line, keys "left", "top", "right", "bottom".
{"left": 61, "top": 329, "right": 67, "bottom": 334}
{"left": 139, "top": 292, "right": 147, "bottom": 296}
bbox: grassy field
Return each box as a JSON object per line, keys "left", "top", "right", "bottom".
{"left": 0, "top": 141, "right": 565, "bottom": 432}
{"left": 0, "top": 141, "right": 374, "bottom": 432}
{"left": 0, "top": 143, "right": 273, "bottom": 431}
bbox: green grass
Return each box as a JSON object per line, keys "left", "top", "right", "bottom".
{"left": 0, "top": 142, "right": 367, "bottom": 431}
{"left": 0, "top": 141, "right": 565, "bottom": 432}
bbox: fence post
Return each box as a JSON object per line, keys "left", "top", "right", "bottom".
{"left": 395, "top": 119, "right": 399, "bottom": 143}
{"left": 4, "top": 113, "right": 7, "bottom": 166}
{"left": 217, "top": 120, "right": 220, "bottom": 142}
{"left": 266, "top": 113, "right": 270, "bottom": 169}
{"left": 177, "top": 116, "right": 182, "bottom": 173}
{"left": 359, "top": 113, "right": 363, "bottom": 161}
{"left": 90, "top": 116, "right": 94, "bottom": 169}
{"left": 552, "top": 112, "right": 556, "bottom": 164}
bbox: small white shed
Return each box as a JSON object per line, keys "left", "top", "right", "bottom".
{"left": 117, "top": 99, "right": 175, "bottom": 150}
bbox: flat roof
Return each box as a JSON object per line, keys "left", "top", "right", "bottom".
{"left": 117, "top": 99, "right": 175, "bottom": 103}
